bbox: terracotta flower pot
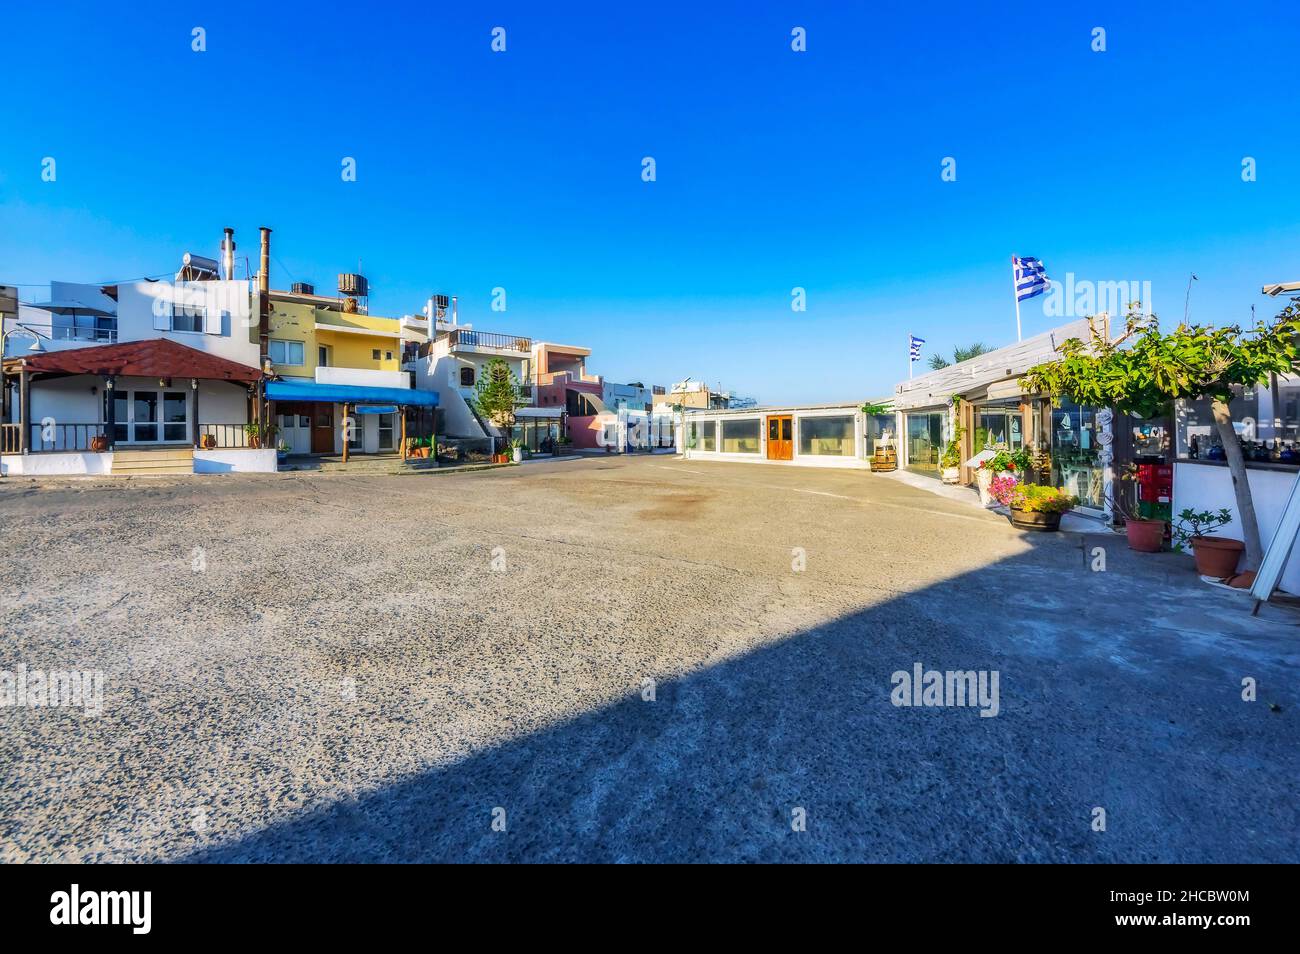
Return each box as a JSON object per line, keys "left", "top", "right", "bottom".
{"left": 1190, "top": 536, "right": 1244, "bottom": 579}
{"left": 1125, "top": 518, "right": 1164, "bottom": 552}
{"left": 1009, "top": 506, "right": 1061, "bottom": 532}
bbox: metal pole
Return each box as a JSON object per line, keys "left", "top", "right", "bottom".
{"left": 1012, "top": 255, "right": 1023, "bottom": 342}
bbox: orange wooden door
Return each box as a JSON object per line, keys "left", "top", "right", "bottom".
{"left": 767, "top": 415, "right": 793, "bottom": 460}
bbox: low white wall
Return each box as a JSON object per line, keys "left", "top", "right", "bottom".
{"left": 1173, "top": 461, "right": 1300, "bottom": 593}
{"left": 193, "top": 449, "right": 278, "bottom": 473}
{"left": 1, "top": 452, "right": 112, "bottom": 476}
{"left": 316, "top": 366, "right": 411, "bottom": 389}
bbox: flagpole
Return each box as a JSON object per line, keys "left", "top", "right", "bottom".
{"left": 908, "top": 333, "right": 913, "bottom": 379}
{"left": 1011, "top": 255, "right": 1022, "bottom": 342}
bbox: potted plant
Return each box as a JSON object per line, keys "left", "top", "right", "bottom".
{"left": 939, "top": 425, "right": 965, "bottom": 484}
{"left": 510, "top": 438, "right": 525, "bottom": 463}
{"left": 976, "top": 448, "right": 1031, "bottom": 506}
{"left": 89, "top": 434, "right": 109, "bottom": 453}
{"left": 1172, "top": 508, "right": 1243, "bottom": 579}
{"left": 276, "top": 440, "right": 290, "bottom": 464}
{"left": 243, "top": 422, "right": 277, "bottom": 449}
{"left": 994, "top": 481, "right": 1077, "bottom": 532}
{"left": 1113, "top": 464, "right": 1165, "bottom": 552}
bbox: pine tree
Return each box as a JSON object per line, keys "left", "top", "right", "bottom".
{"left": 472, "top": 357, "right": 521, "bottom": 431}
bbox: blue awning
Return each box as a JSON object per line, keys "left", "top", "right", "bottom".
{"left": 353, "top": 405, "right": 398, "bottom": 415}
{"left": 266, "top": 379, "right": 438, "bottom": 408}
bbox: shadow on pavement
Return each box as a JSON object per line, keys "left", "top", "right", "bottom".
{"left": 184, "top": 530, "right": 1299, "bottom": 863}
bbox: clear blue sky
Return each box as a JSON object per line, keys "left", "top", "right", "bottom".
{"left": 3, "top": 1, "right": 1298, "bottom": 403}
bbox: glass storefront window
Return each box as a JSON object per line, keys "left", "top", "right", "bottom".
{"left": 863, "top": 414, "right": 894, "bottom": 457}
{"left": 974, "top": 404, "right": 1023, "bottom": 452}
{"left": 700, "top": 421, "right": 716, "bottom": 451}
{"left": 721, "top": 418, "right": 760, "bottom": 453}
{"left": 1051, "top": 397, "right": 1103, "bottom": 510}
{"left": 905, "top": 412, "right": 945, "bottom": 476}
{"left": 799, "top": 415, "right": 854, "bottom": 456}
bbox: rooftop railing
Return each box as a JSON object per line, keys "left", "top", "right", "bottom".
{"left": 447, "top": 329, "right": 532, "bottom": 353}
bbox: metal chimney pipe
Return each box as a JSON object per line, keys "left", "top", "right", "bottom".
{"left": 258, "top": 227, "right": 271, "bottom": 293}
{"left": 222, "top": 228, "right": 236, "bottom": 280}
{"left": 451, "top": 295, "right": 458, "bottom": 326}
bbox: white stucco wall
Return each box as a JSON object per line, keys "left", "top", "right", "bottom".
{"left": 193, "top": 449, "right": 278, "bottom": 473}
{"left": 0, "top": 451, "right": 112, "bottom": 476}
{"left": 316, "top": 366, "right": 410, "bottom": 389}
{"left": 1174, "top": 461, "right": 1300, "bottom": 594}
{"left": 115, "top": 280, "right": 260, "bottom": 366}
{"left": 409, "top": 343, "right": 525, "bottom": 438}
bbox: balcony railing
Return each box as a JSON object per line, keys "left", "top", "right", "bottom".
{"left": 197, "top": 423, "right": 252, "bottom": 449}
{"left": 447, "top": 329, "right": 532, "bottom": 353}
{"left": 25, "top": 423, "right": 106, "bottom": 452}
{"left": 6, "top": 423, "right": 250, "bottom": 453}
{"left": 51, "top": 320, "right": 118, "bottom": 343}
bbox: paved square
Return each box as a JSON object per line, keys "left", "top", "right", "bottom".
{"left": 1, "top": 457, "right": 1296, "bottom": 862}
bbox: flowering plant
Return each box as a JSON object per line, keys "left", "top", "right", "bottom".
{"left": 989, "top": 474, "right": 1020, "bottom": 506}
{"left": 1006, "top": 483, "right": 1078, "bottom": 514}
{"left": 979, "top": 448, "right": 1033, "bottom": 475}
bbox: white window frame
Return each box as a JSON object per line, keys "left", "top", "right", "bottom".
{"left": 270, "top": 339, "right": 305, "bottom": 366}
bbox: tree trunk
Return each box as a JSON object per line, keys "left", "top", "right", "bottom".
{"left": 1211, "top": 398, "right": 1264, "bottom": 570}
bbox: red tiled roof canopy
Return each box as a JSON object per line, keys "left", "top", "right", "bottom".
{"left": 10, "top": 338, "right": 262, "bottom": 383}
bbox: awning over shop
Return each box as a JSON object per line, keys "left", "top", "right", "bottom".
{"left": 266, "top": 378, "right": 438, "bottom": 408}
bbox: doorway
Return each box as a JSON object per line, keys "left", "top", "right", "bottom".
{"left": 311, "top": 405, "right": 334, "bottom": 453}
{"left": 767, "top": 415, "right": 793, "bottom": 460}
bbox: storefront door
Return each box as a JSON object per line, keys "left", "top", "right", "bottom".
{"left": 905, "top": 411, "right": 945, "bottom": 477}
{"left": 311, "top": 405, "right": 334, "bottom": 453}
{"left": 767, "top": 415, "right": 793, "bottom": 460}
{"left": 1051, "top": 397, "right": 1105, "bottom": 512}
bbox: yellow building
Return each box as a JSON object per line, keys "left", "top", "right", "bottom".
{"left": 265, "top": 289, "right": 433, "bottom": 456}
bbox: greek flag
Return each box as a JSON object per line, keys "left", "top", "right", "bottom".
{"left": 908, "top": 334, "right": 925, "bottom": 362}
{"left": 1013, "top": 256, "right": 1050, "bottom": 301}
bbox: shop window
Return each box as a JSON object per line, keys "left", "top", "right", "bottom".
{"left": 799, "top": 415, "right": 854, "bottom": 456}
{"left": 700, "top": 421, "right": 716, "bottom": 452}
{"left": 721, "top": 418, "right": 760, "bottom": 453}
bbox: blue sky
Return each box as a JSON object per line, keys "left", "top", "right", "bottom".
{"left": 3, "top": 1, "right": 1298, "bottom": 403}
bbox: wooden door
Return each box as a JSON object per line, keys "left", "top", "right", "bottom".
{"left": 311, "top": 405, "right": 334, "bottom": 453}
{"left": 767, "top": 415, "right": 793, "bottom": 460}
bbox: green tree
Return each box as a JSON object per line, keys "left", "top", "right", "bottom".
{"left": 928, "top": 342, "right": 993, "bottom": 370}
{"left": 472, "top": 357, "right": 521, "bottom": 433}
{"left": 1020, "top": 301, "right": 1300, "bottom": 570}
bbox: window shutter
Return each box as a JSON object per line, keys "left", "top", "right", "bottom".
{"left": 203, "top": 287, "right": 221, "bottom": 334}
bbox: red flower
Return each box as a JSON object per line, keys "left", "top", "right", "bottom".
{"left": 1007, "top": 462, "right": 1016, "bottom": 471}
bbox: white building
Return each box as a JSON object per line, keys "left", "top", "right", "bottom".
{"left": 683, "top": 403, "right": 886, "bottom": 469}
{"left": 406, "top": 325, "right": 541, "bottom": 440}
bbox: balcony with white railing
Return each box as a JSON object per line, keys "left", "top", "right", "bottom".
{"left": 445, "top": 329, "right": 532, "bottom": 357}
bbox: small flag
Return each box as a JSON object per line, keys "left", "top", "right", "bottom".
{"left": 1013, "top": 256, "right": 1050, "bottom": 302}
{"left": 909, "top": 334, "right": 925, "bottom": 362}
